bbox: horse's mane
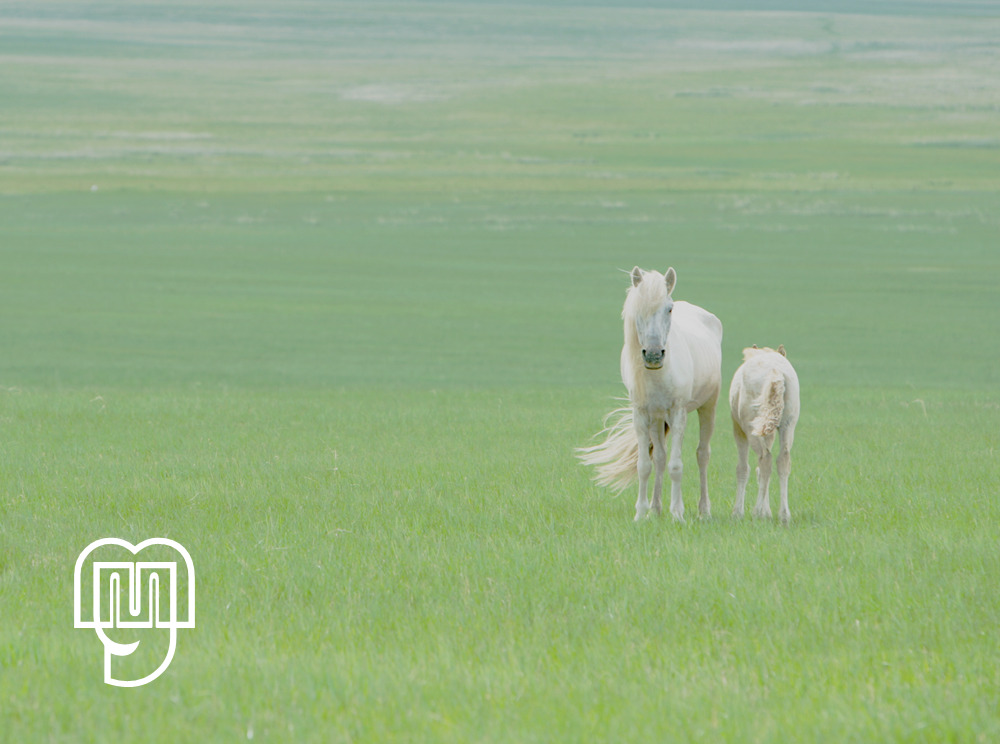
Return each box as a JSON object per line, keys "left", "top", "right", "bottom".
{"left": 622, "top": 269, "right": 669, "bottom": 322}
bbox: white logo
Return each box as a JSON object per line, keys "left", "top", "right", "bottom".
{"left": 74, "top": 537, "right": 195, "bottom": 687}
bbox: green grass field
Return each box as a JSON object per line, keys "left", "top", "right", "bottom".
{"left": 2, "top": 2, "right": 999, "bottom": 741}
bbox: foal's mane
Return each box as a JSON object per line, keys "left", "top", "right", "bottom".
{"left": 742, "top": 344, "right": 788, "bottom": 361}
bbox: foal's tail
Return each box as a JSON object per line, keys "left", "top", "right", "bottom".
{"left": 750, "top": 371, "right": 785, "bottom": 437}
{"left": 576, "top": 405, "right": 640, "bottom": 492}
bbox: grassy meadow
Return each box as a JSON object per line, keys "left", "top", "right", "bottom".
{"left": 2, "top": 1, "right": 999, "bottom": 741}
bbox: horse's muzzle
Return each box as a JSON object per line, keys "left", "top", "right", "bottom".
{"left": 642, "top": 349, "right": 665, "bottom": 369}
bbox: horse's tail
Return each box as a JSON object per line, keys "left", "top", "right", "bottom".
{"left": 750, "top": 370, "right": 785, "bottom": 437}
{"left": 576, "top": 405, "right": 639, "bottom": 492}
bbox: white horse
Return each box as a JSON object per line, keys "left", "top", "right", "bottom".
{"left": 729, "top": 345, "right": 800, "bottom": 524}
{"left": 578, "top": 267, "right": 723, "bottom": 522}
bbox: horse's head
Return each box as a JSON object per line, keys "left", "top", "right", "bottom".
{"left": 626, "top": 266, "right": 676, "bottom": 370}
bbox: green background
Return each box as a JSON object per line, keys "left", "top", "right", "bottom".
{"left": 2, "top": 2, "right": 998, "bottom": 741}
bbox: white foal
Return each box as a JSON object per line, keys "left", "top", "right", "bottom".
{"left": 729, "top": 345, "right": 800, "bottom": 524}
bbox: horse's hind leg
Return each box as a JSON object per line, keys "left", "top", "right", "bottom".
{"left": 776, "top": 423, "right": 795, "bottom": 525}
{"left": 696, "top": 402, "right": 716, "bottom": 518}
{"left": 732, "top": 421, "right": 750, "bottom": 519}
{"left": 751, "top": 435, "right": 773, "bottom": 520}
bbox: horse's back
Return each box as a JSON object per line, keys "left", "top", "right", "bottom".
{"left": 674, "top": 300, "right": 723, "bottom": 344}
{"left": 672, "top": 301, "right": 723, "bottom": 408}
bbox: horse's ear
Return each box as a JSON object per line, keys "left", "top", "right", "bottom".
{"left": 630, "top": 266, "right": 643, "bottom": 287}
{"left": 778, "top": 344, "right": 786, "bottom": 357}
{"left": 664, "top": 267, "right": 676, "bottom": 294}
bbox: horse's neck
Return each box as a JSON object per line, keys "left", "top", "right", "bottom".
{"left": 625, "top": 342, "right": 678, "bottom": 411}
{"left": 633, "top": 369, "right": 678, "bottom": 410}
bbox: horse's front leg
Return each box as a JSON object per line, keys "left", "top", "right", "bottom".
{"left": 649, "top": 419, "right": 667, "bottom": 517}
{"left": 633, "top": 414, "right": 653, "bottom": 521}
{"left": 667, "top": 408, "right": 688, "bottom": 523}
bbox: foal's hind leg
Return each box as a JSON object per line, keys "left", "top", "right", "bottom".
{"left": 696, "top": 402, "right": 716, "bottom": 518}
{"left": 732, "top": 421, "right": 750, "bottom": 519}
{"left": 776, "top": 423, "right": 795, "bottom": 525}
{"left": 751, "top": 434, "right": 773, "bottom": 520}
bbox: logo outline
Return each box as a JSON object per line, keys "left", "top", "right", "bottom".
{"left": 74, "top": 537, "right": 195, "bottom": 687}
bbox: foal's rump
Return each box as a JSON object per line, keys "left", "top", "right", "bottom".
{"left": 730, "top": 347, "right": 800, "bottom": 436}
